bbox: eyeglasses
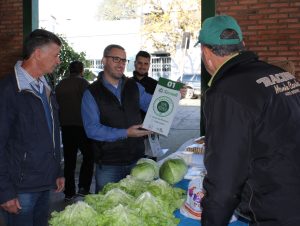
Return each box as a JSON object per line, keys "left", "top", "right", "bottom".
{"left": 105, "top": 55, "right": 129, "bottom": 64}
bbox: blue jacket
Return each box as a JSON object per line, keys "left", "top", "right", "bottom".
{"left": 0, "top": 69, "right": 62, "bottom": 205}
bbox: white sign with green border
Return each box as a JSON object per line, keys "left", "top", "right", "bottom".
{"left": 142, "top": 77, "right": 183, "bottom": 136}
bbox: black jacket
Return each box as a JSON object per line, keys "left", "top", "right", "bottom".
{"left": 0, "top": 72, "right": 62, "bottom": 205}
{"left": 88, "top": 77, "right": 144, "bottom": 165}
{"left": 132, "top": 71, "right": 158, "bottom": 119}
{"left": 201, "top": 51, "right": 300, "bottom": 226}
{"left": 132, "top": 71, "right": 157, "bottom": 95}
{"left": 55, "top": 74, "right": 89, "bottom": 126}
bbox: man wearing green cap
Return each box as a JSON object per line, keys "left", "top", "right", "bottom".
{"left": 197, "top": 15, "right": 300, "bottom": 226}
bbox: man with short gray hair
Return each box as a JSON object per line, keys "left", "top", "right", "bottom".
{"left": 0, "top": 29, "right": 64, "bottom": 226}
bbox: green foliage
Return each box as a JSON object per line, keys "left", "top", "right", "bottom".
{"left": 47, "top": 34, "right": 90, "bottom": 87}
{"left": 142, "top": 0, "right": 201, "bottom": 54}
{"left": 83, "top": 70, "right": 97, "bottom": 82}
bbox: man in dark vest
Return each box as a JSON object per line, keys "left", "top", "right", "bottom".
{"left": 131, "top": 50, "right": 159, "bottom": 160}
{"left": 81, "top": 44, "right": 152, "bottom": 193}
{"left": 132, "top": 51, "right": 157, "bottom": 96}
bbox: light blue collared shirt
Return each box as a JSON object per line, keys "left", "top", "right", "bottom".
{"left": 15, "top": 61, "right": 50, "bottom": 93}
{"left": 14, "top": 61, "right": 53, "bottom": 135}
{"left": 81, "top": 75, "right": 152, "bottom": 142}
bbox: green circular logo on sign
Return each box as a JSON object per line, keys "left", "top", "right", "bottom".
{"left": 157, "top": 101, "right": 169, "bottom": 113}
{"left": 153, "top": 96, "right": 174, "bottom": 117}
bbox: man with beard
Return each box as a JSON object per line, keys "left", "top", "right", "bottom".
{"left": 131, "top": 51, "right": 159, "bottom": 159}
{"left": 132, "top": 51, "right": 157, "bottom": 95}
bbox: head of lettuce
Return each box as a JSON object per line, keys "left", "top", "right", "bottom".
{"left": 159, "top": 158, "right": 188, "bottom": 185}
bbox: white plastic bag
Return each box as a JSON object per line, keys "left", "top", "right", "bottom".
{"left": 180, "top": 177, "right": 237, "bottom": 222}
{"left": 144, "top": 134, "right": 165, "bottom": 157}
{"left": 180, "top": 177, "right": 204, "bottom": 220}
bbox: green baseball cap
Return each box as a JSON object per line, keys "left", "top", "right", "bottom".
{"left": 194, "top": 15, "right": 243, "bottom": 46}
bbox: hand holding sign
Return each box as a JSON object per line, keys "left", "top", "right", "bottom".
{"left": 127, "top": 124, "right": 152, "bottom": 137}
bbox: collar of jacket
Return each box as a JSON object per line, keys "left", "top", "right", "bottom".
{"left": 209, "top": 51, "right": 258, "bottom": 87}
{"left": 98, "top": 71, "right": 126, "bottom": 89}
{"left": 208, "top": 53, "right": 239, "bottom": 87}
{"left": 14, "top": 61, "right": 52, "bottom": 93}
{"left": 133, "top": 70, "right": 148, "bottom": 79}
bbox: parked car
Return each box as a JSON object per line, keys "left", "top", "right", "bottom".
{"left": 177, "top": 73, "right": 201, "bottom": 99}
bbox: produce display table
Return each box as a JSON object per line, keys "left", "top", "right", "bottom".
{"left": 164, "top": 138, "right": 249, "bottom": 226}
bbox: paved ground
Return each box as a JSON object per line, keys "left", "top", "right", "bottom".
{"left": 159, "top": 98, "right": 201, "bottom": 159}
{"left": 0, "top": 98, "right": 200, "bottom": 226}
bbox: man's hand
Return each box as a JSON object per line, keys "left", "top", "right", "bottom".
{"left": 1, "top": 198, "right": 21, "bottom": 214}
{"left": 180, "top": 86, "right": 187, "bottom": 99}
{"left": 127, "top": 125, "right": 152, "bottom": 137}
{"left": 55, "top": 177, "right": 65, "bottom": 193}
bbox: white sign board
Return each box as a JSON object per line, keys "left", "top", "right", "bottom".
{"left": 142, "top": 77, "right": 183, "bottom": 136}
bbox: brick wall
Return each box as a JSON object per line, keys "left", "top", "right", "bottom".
{"left": 0, "top": 0, "right": 23, "bottom": 77}
{"left": 216, "top": 0, "right": 300, "bottom": 78}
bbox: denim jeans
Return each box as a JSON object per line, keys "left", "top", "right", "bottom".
{"left": 95, "top": 163, "right": 136, "bottom": 193}
{"left": 1, "top": 190, "right": 50, "bottom": 226}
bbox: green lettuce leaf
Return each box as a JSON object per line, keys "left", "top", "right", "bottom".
{"left": 85, "top": 188, "right": 134, "bottom": 214}
{"left": 96, "top": 204, "right": 144, "bottom": 226}
{"left": 130, "top": 162, "right": 156, "bottom": 181}
{"left": 102, "top": 176, "right": 148, "bottom": 197}
{"left": 159, "top": 158, "right": 188, "bottom": 184}
{"left": 137, "top": 158, "right": 159, "bottom": 178}
{"left": 130, "top": 192, "right": 179, "bottom": 226}
{"left": 147, "top": 179, "right": 186, "bottom": 211}
{"left": 49, "top": 201, "right": 98, "bottom": 226}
